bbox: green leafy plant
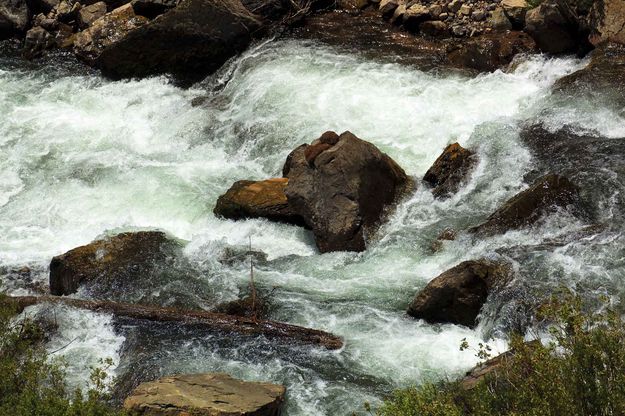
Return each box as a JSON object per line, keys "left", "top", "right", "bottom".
{"left": 0, "top": 294, "right": 127, "bottom": 416}
{"left": 378, "top": 293, "right": 625, "bottom": 416}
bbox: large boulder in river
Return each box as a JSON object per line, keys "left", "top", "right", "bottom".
{"left": 94, "top": 0, "right": 262, "bottom": 84}
{"left": 0, "top": 0, "right": 30, "bottom": 39}
{"left": 49, "top": 231, "right": 178, "bottom": 295}
{"left": 284, "top": 131, "right": 411, "bottom": 253}
{"left": 589, "top": 0, "right": 625, "bottom": 46}
{"left": 524, "top": 0, "right": 586, "bottom": 54}
{"left": 123, "top": 373, "right": 286, "bottom": 416}
{"left": 407, "top": 259, "right": 511, "bottom": 327}
{"left": 73, "top": 3, "right": 149, "bottom": 64}
{"left": 469, "top": 174, "right": 580, "bottom": 236}
{"left": 214, "top": 178, "right": 305, "bottom": 226}
{"left": 423, "top": 142, "right": 476, "bottom": 198}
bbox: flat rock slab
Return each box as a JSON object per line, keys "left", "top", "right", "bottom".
{"left": 124, "top": 373, "right": 286, "bottom": 416}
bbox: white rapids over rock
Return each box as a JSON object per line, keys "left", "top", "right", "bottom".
{"left": 1, "top": 39, "right": 623, "bottom": 415}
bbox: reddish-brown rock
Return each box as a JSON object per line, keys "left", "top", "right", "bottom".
{"left": 423, "top": 143, "right": 476, "bottom": 198}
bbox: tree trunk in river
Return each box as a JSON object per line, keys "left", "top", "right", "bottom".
{"left": 3, "top": 295, "right": 344, "bottom": 350}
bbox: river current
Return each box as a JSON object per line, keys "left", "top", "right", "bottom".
{"left": 1, "top": 38, "right": 624, "bottom": 415}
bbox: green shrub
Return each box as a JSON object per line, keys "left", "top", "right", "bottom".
{"left": 378, "top": 294, "right": 625, "bottom": 416}
{"left": 0, "top": 295, "right": 127, "bottom": 416}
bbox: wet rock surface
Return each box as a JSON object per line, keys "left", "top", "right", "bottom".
{"left": 284, "top": 131, "right": 410, "bottom": 253}
{"left": 0, "top": 0, "right": 30, "bottom": 39}
{"left": 469, "top": 174, "right": 580, "bottom": 236}
{"left": 423, "top": 142, "right": 476, "bottom": 197}
{"left": 407, "top": 259, "right": 512, "bottom": 327}
{"left": 123, "top": 373, "right": 286, "bottom": 416}
{"left": 49, "top": 231, "right": 179, "bottom": 296}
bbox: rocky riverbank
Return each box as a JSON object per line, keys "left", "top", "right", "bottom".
{"left": 2, "top": 0, "right": 625, "bottom": 82}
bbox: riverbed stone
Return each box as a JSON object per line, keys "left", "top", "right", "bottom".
{"left": 407, "top": 259, "right": 511, "bottom": 327}
{"left": 23, "top": 26, "right": 55, "bottom": 58}
{"left": 284, "top": 131, "right": 410, "bottom": 253}
{"left": 123, "top": 373, "right": 286, "bottom": 416}
{"left": 213, "top": 178, "right": 305, "bottom": 226}
{"left": 469, "top": 174, "right": 580, "bottom": 236}
{"left": 49, "top": 231, "right": 178, "bottom": 295}
{"left": 423, "top": 143, "right": 476, "bottom": 198}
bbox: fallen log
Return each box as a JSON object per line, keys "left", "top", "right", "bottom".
{"left": 4, "top": 295, "right": 344, "bottom": 350}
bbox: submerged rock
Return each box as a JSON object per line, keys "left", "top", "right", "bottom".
{"left": 213, "top": 294, "right": 268, "bottom": 318}
{"left": 423, "top": 142, "right": 476, "bottom": 198}
{"left": 284, "top": 131, "right": 410, "bottom": 253}
{"left": 214, "top": 178, "right": 305, "bottom": 226}
{"left": 407, "top": 259, "right": 511, "bottom": 327}
{"left": 49, "top": 231, "right": 178, "bottom": 296}
{"left": 123, "top": 373, "right": 286, "bottom": 416}
{"left": 469, "top": 174, "right": 580, "bottom": 236}
{"left": 95, "top": 0, "right": 262, "bottom": 84}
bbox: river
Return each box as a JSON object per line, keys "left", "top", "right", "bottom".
{"left": 1, "top": 37, "right": 624, "bottom": 415}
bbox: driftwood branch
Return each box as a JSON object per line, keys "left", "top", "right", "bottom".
{"left": 5, "top": 295, "right": 343, "bottom": 350}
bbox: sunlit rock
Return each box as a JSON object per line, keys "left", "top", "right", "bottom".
{"left": 284, "top": 131, "right": 411, "bottom": 253}
{"left": 423, "top": 142, "right": 476, "bottom": 198}
{"left": 73, "top": 3, "right": 149, "bottom": 64}
{"left": 407, "top": 259, "right": 512, "bottom": 327}
{"left": 214, "top": 178, "right": 305, "bottom": 226}
{"left": 123, "top": 373, "right": 286, "bottom": 416}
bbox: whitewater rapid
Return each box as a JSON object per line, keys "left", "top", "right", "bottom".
{"left": 1, "top": 39, "right": 623, "bottom": 414}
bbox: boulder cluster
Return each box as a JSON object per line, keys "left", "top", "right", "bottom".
{"left": 1, "top": 0, "right": 309, "bottom": 83}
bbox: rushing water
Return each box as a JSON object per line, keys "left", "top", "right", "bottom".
{"left": 1, "top": 38, "right": 624, "bottom": 415}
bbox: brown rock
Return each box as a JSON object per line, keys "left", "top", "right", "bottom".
{"left": 49, "top": 231, "right": 177, "bottom": 296}
{"left": 73, "top": 4, "right": 149, "bottom": 64}
{"left": 501, "top": 0, "right": 527, "bottom": 28}
{"left": 407, "top": 259, "right": 511, "bottom": 327}
{"left": 319, "top": 130, "right": 340, "bottom": 145}
{"left": 447, "top": 31, "right": 536, "bottom": 71}
{"left": 525, "top": 0, "right": 582, "bottom": 54}
{"left": 23, "top": 26, "right": 55, "bottom": 58}
{"left": 77, "top": 1, "right": 107, "bottom": 29}
{"left": 0, "top": 0, "right": 30, "bottom": 39}
{"left": 423, "top": 143, "right": 476, "bottom": 198}
{"left": 93, "top": 0, "right": 263, "bottom": 84}
{"left": 124, "top": 373, "right": 285, "bottom": 416}
{"left": 459, "top": 349, "right": 513, "bottom": 389}
{"left": 589, "top": 0, "right": 625, "bottom": 46}
{"left": 469, "top": 174, "right": 580, "bottom": 236}
{"left": 214, "top": 178, "right": 304, "bottom": 226}
{"left": 420, "top": 19, "right": 448, "bottom": 36}
{"left": 403, "top": 3, "right": 430, "bottom": 31}
{"left": 379, "top": 0, "right": 401, "bottom": 19}
{"left": 285, "top": 131, "right": 410, "bottom": 253}
{"left": 304, "top": 142, "right": 333, "bottom": 165}
{"left": 336, "top": 0, "right": 369, "bottom": 9}
{"left": 489, "top": 7, "right": 512, "bottom": 31}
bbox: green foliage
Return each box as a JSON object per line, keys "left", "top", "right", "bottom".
{"left": 378, "top": 294, "right": 625, "bottom": 416}
{"left": 0, "top": 295, "right": 127, "bottom": 416}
